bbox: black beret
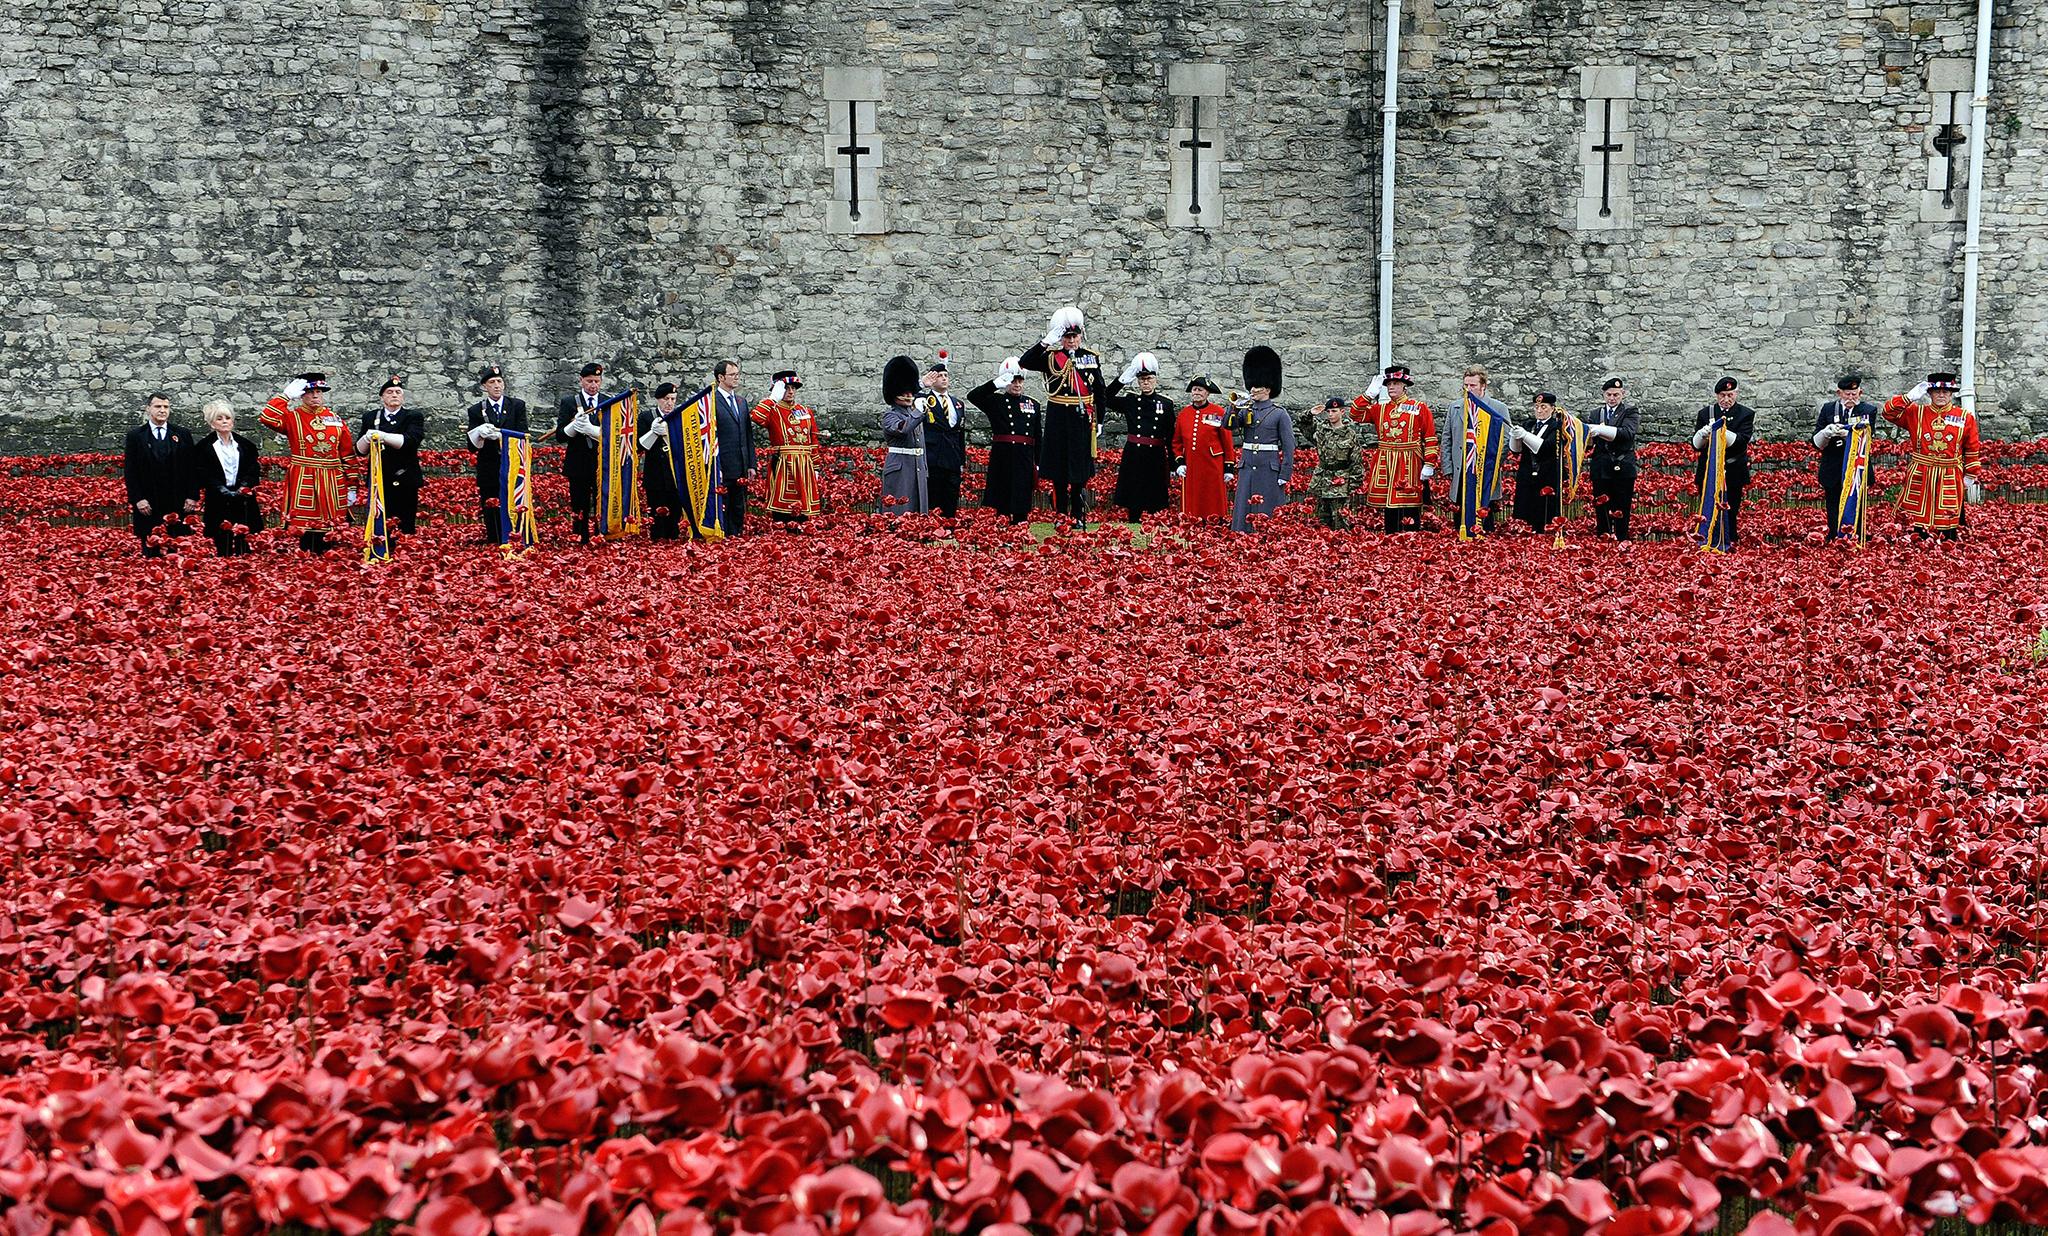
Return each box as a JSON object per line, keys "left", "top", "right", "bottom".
{"left": 1836, "top": 374, "right": 1862, "bottom": 390}
{"left": 1534, "top": 391, "right": 1557, "bottom": 406}
{"left": 580, "top": 362, "right": 605, "bottom": 378}
{"left": 478, "top": 364, "right": 504, "bottom": 384}
{"left": 1601, "top": 376, "right": 1625, "bottom": 391}
{"left": 653, "top": 382, "right": 678, "bottom": 399}
{"left": 1714, "top": 377, "right": 1739, "bottom": 394}
{"left": 380, "top": 374, "right": 405, "bottom": 393}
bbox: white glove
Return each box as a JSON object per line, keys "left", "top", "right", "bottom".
{"left": 1174, "top": 465, "right": 1187, "bottom": 478}
{"left": 1965, "top": 477, "right": 1984, "bottom": 504}
{"left": 1042, "top": 305, "right": 1083, "bottom": 347}
{"left": 769, "top": 380, "right": 786, "bottom": 404}
{"left": 1590, "top": 424, "right": 1618, "bottom": 441}
{"left": 1908, "top": 382, "right": 1929, "bottom": 403}
{"left": 1365, "top": 377, "right": 1386, "bottom": 402}
{"left": 638, "top": 428, "right": 662, "bottom": 450}
{"left": 282, "top": 379, "right": 308, "bottom": 401}
{"left": 379, "top": 431, "right": 406, "bottom": 447}
{"left": 346, "top": 488, "right": 359, "bottom": 506}
{"left": 1224, "top": 472, "right": 1237, "bottom": 486}
{"left": 1812, "top": 428, "right": 1835, "bottom": 449}
{"left": 1420, "top": 465, "right": 1436, "bottom": 480}
{"left": 1118, "top": 359, "right": 1142, "bottom": 385}
{"left": 1691, "top": 427, "right": 1711, "bottom": 450}
{"left": 1831, "top": 423, "right": 1851, "bottom": 440}
{"left": 571, "top": 414, "right": 601, "bottom": 440}
{"left": 468, "top": 423, "right": 494, "bottom": 448}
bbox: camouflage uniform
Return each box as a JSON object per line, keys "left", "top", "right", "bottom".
{"left": 1309, "top": 416, "right": 1365, "bottom": 529}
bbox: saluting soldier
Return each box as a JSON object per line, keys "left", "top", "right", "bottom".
{"left": 1020, "top": 304, "right": 1107, "bottom": 524}
{"left": 751, "top": 369, "right": 824, "bottom": 522}
{"left": 1813, "top": 374, "right": 1880, "bottom": 541}
{"left": 1308, "top": 396, "right": 1365, "bottom": 530}
{"left": 966, "top": 356, "right": 1043, "bottom": 524}
{"left": 880, "top": 355, "right": 929, "bottom": 517}
{"left": 1226, "top": 347, "right": 1297, "bottom": 533}
{"left": 1105, "top": 351, "right": 1176, "bottom": 521}
{"left": 916, "top": 353, "right": 970, "bottom": 518}
{"left": 465, "top": 364, "right": 531, "bottom": 545}
{"left": 259, "top": 372, "right": 356, "bottom": 554}
{"left": 1358, "top": 364, "right": 1438, "bottom": 533}
{"left": 555, "top": 361, "right": 606, "bottom": 544}
{"left": 356, "top": 374, "right": 425, "bottom": 535}
{"left": 1586, "top": 376, "right": 1639, "bottom": 542}
{"left": 1882, "top": 371, "right": 1983, "bottom": 539}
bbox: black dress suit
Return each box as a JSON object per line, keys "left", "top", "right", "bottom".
{"left": 556, "top": 392, "right": 603, "bottom": 541}
{"left": 122, "top": 421, "right": 197, "bottom": 554}
{"left": 711, "top": 386, "right": 756, "bottom": 535}
{"left": 1693, "top": 402, "right": 1757, "bottom": 544}
{"left": 190, "top": 432, "right": 264, "bottom": 555}
{"left": 465, "top": 397, "right": 530, "bottom": 543}
{"left": 1814, "top": 398, "right": 1879, "bottom": 539}
{"left": 357, "top": 404, "right": 427, "bottom": 533}
{"left": 1586, "top": 400, "right": 1640, "bottom": 540}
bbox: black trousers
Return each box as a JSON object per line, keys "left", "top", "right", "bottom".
{"left": 1593, "top": 467, "right": 1636, "bottom": 541}
{"left": 723, "top": 480, "right": 747, "bottom": 536}
{"left": 1724, "top": 482, "right": 1746, "bottom": 544}
{"left": 568, "top": 474, "right": 594, "bottom": 542}
{"left": 132, "top": 506, "right": 192, "bottom": 556}
{"left": 298, "top": 530, "right": 331, "bottom": 554}
{"left": 929, "top": 468, "right": 963, "bottom": 519}
{"left": 385, "top": 480, "right": 420, "bottom": 535}
{"left": 1383, "top": 507, "right": 1422, "bottom": 533}
{"left": 1052, "top": 481, "right": 1089, "bottom": 520}
{"left": 477, "top": 494, "right": 506, "bottom": 545}
{"left": 649, "top": 508, "right": 683, "bottom": 540}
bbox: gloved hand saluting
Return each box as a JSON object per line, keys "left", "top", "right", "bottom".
{"left": 1908, "top": 382, "right": 1929, "bottom": 403}
{"left": 1119, "top": 358, "right": 1142, "bottom": 385}
{"left": 1364, "top": 376, "right": 1386, "bottom": 402}
{"left": 769, "top": 380, "right": 787, "bottom": 404}
{"left": 283, "top": 378, "right": 308, "bottom": 401}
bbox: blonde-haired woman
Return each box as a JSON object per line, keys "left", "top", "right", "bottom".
{"left": 190, "top": 401, "right": 264, "bottom": 555}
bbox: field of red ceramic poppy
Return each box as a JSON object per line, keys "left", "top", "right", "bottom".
{"left": 3, "top": 444, "right": 2048, "bottom": 1236}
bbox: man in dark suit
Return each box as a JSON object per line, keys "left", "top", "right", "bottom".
{"left": 122, "top": 391, "right": 197, "bottom": 556}
{"left": 1692, "top": 376, "right": 1757, "bottom": 545}
{"left": 356, "top": 374, "right": 426, "bottom": 534}
{"left": 191, "top": 400, "right": 264, "bottom": 555}
{"left": 465, "top": 364, "right": 530, "bottom": 544}
{"left": 555, "top": 361, "right": 606, "bottom": 544}
{"left": 1585, "top": 376, "right": 1641, "bottom": 542}
{"left": 1812, "top": 374, "right": 1880, "bottom": 540}
{"left": 710, "top": 359, "right": 756, "bottom": 535}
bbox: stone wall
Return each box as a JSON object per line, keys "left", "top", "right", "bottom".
{"left": 0, "top": 0, "right": 2041, "bottom": 454}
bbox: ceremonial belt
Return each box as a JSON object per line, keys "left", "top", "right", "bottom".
{"left": 1241, "top": 443, "right": 1281, "bottom": 453}
{"left": 1909, "top": 452, "right": 1960, "bottom": 468}
{"left": 887, "top": 447, "right": 926, "bottom": 457}
{"left": 1127, "top": 435, "right": 1164, "bottom": 447}
{"left": 769, "top": 444, "right": 817, "bottom": 454}
{"left": 1380, "top": 442, "right": 1422, "bottom": 453}
{"left": 288, "top": 452, "right": 341, "bottom": 466}
{"left": 993, "top": 434, "right": 1034, "bottom": 444}
{"left": 1049, "top": 395, "right": 1093, "bottom": 408}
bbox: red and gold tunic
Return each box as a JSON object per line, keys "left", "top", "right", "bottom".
{"left": 1882, "top": 395, "right": 1981, "bottom": 531}
{"left": 1172, "top": 404, "right": 1235, "bottom": 519}
{"left": 1358, "top": 397, "right": 1438, "bottom": 509}
{"left": 258, "top": 397, "right": 355, "bottom": 532}
{"left": 750, "top": 398, "right": 822, "bottom": 517}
